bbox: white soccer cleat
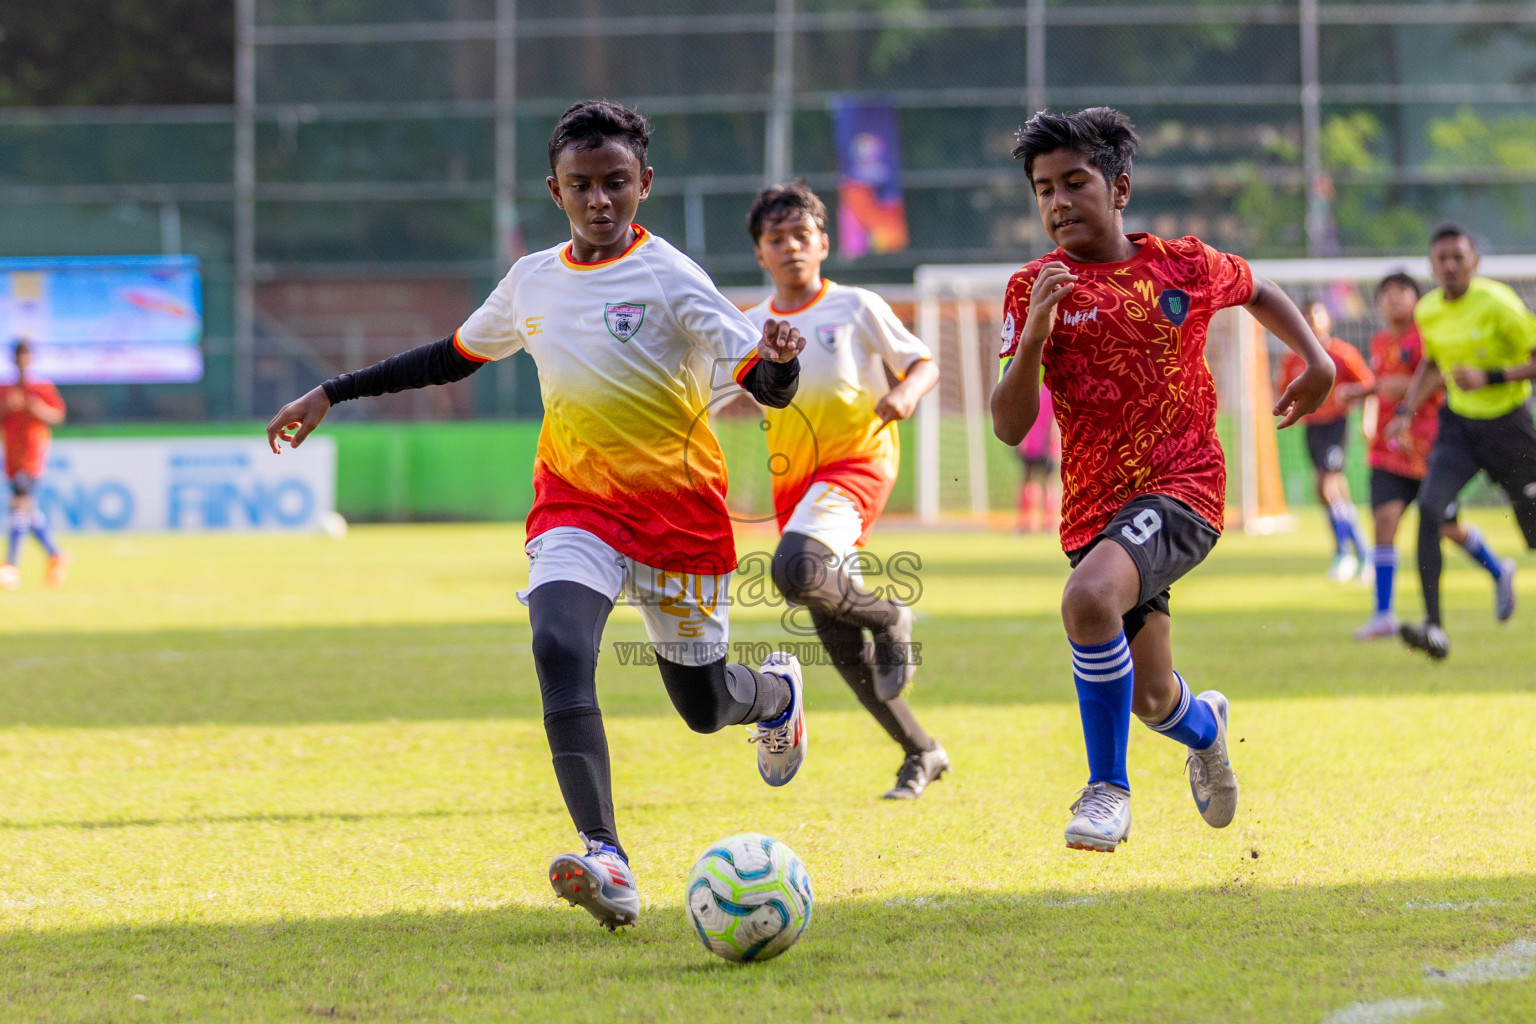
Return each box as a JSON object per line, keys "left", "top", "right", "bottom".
{"left": 1327, "top": 552, "right": 1360, "bottom": 584}
{"left": 1496, "top": 558, "right": 1518, "bottom": 623}
{"left": 548, "top": 836, "right": 640, "bottom": 931}
{"left": 1064, "top": 781, "right": 1131, "bottom": 852}
{"left": 0, "top": 564, "right": 19, "bottom": 591}
{"left": 1353, "top": 613, "right": 1400, "bottom": 641}
{"left": 750, "top": 652, "right": 807, "bottom": 787}
{"left": 1185, "top": 690, "right": 1238, "bottom": 828}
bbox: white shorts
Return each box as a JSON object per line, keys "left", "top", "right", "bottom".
{"left": 518, "top": 526, "right": 731, "bottom": 666}
{"left": 782, "top": 482, "right": 866, "bottom": 582}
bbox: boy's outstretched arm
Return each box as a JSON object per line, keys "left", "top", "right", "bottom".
{"left": 1246, "top": 279, "right": 1334, "bottom": 428}
{"left": 991, "top": 262, "right": 1075, "bottom": 445}
{"left": 266, "top": 335, "right": 484, "bottom": 452}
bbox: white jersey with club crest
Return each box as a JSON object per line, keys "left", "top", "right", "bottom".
{"left": 744, "top": 280, "right": 931, "bottom": 544}
{"left": 454, "top": 225, "right": 765, "bottom": 572}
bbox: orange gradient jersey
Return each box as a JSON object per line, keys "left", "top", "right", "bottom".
{"left": 744, "top": 281, "right": 931, "bottom": 544}
{"left": 999, "top": 234, "right": 1255, "bottom": 552}
{"left": 454, "top": 226, "right": 765, "bottom": 572}
{"left": 1, "top": 379, "right": 64, "bottom": 478}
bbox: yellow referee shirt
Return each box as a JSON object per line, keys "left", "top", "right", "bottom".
{"left": 1416, "top": 277, "right": 1536, "bottom": 419}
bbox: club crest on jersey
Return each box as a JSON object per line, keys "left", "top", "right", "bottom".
{"left": 815, "top": 324, "right": 848, "bottom": 353}
{"left": 1001, "top": 311, "right": 1017, "bottom": 347}
{"left": 1158, "top": 289, "right": 1191, "bottom": 327}
{"left": 604, "top": 303, "right": 646, "bottom": 342}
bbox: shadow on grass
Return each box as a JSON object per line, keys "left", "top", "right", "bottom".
{"left": 2, "top": 604, "right": 1534, "bottom": 729}
{"left": 4, "top": 876, "right": 1532, "bottom": 1023}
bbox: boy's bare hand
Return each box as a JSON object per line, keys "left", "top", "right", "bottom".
{"left": 1021, "top": 262, "right": 1077, "bottom": 348}
{"left": 758, "top": 318, "right": 806, "bottom": 363}
{"left": 266, "top": 386, "right": 331, "bottom": 453}
{"left": 874, "top": 385, "right": 919, "bottom": 425}
{"left": 1273, "top": 364, "right": 1334, "bottom": 429}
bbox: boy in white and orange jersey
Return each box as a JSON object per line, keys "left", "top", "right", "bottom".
{"left": 743, "top": 182, "right": 948, "bottom": 801}
{"left": 267, "top": 101, "right": 809, "bottom": 932}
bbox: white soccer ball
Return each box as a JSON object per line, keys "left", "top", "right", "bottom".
{"left": 684, "top": 833, "right": 813, "bottom": 963}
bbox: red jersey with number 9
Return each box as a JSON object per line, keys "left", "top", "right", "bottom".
{"left": 999, "top": 234, "right": 1255, "bottom": 552}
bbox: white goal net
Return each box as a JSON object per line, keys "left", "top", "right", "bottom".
{"left": 908, "top": 253, "right": 1536, "bottom": 530}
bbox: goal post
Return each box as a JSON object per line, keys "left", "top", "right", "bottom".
{"left": 911, "top": 254, "right": 1536, "bottom": 531}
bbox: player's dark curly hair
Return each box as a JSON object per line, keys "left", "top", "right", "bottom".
{"left": 1431, "top": 223, "right": 1476, "bottom": 250}
{"left": 747, "top": 180, "right": 828, "bottom": 241}
{"left": 547, "top": 100, "right": 651, "bottom": 174}
{"left": 1376, "top": 271, "right": 1421, "bottom": 298}
{"left": 1012, "top": 107, "right": 1140, "bottom": 185}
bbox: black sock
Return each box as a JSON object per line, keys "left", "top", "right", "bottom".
{"left": 810, "top": 609, "right": 934, "bottom": 757}
{"left": 659, "top": 657, "right": 790, "bottom": 732}
{"left": 543, "top": 708, "right": 622, "bottom": 858}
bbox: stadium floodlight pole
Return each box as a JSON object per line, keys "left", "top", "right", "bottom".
{"left": 1026, "top": 0, "right": 1047, "bottom": 114}
{"left": 1300, "top": 0, "right": 1325, "bottom": 258}
{"left": 766, "top": 0, "right": 795, "bottom": 186}
{"left": 494, "top": 0, "right": 519, "bottom": 270}
{"left": 234, "top": 0, "right": 257, "bottom": 419}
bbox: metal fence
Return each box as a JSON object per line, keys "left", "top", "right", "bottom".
{"left": 4, "top": 0, "right": 1535, "bottom": 421}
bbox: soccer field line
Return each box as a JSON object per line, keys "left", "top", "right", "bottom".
{"left": 1320, "top": 934, "right": 1536, "bottom": 1023}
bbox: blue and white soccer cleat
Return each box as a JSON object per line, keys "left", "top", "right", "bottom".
{"left": 1327, "top": 552, "right": 1360, "bottom": 584}
{"left": 548, "top": 836, "right": 640, "bottom": 931}
{"left": 1185, "top": 690, "right": 1238, "bottom": 828}
{"left": 1496, "top": 558, "right": 1518, "bottom": 622}
{"left": 1064, "top": 781, "right": 1131, "bottom": 852}
{"left": 750, "top": 652, "right": 807, "bottom": 787}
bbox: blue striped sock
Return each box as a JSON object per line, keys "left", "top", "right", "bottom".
{"left": 1374, "top": 545, "right": 1398, "bottom": 615}
{"left": 1147, "top": 672, "right": 1218, "bottom": 750}
{"left": 1070, "top": 633, "right": 1134, "bottom": 791}
{"left": 1458, "top": 527, "right": 1503, "bottom": 579}
{"left": 7, "top": 510, "right": 25, "bottom": 566}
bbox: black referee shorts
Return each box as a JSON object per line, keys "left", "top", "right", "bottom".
{"left": 1066, "top": 494, "right": 1221, "bottom": 641}
{"left": 1419, "top": 406, "right": 1536, "bottom": 548}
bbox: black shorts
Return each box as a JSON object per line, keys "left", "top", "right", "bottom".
{"left": 1066, "top": 494, "right": 1221, "bottom": 641}
{"left": 1020, "top": 454, "right": 1057, "bottom": 473}
{"left": 1420, "top": 406, "right": 1536, "bottom": 548}
{"left": 1369, "top": 468, "right": 1420, "bottom": 509}
{"left": 8, "top": 472, "right": 34, "bottom": 498}
{"left": 1305, "top": 419, "right": 1348, "bottom": 473}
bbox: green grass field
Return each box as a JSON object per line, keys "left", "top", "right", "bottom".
{"left": 2, "top": 516, "right": 1534, "bottom": 1023}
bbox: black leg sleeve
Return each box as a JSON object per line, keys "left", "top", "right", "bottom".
{"left": 809, "top": 609, "right": 934, "bottom": 757}
{"left": 527, "top": 581, "right": 622, "bottom": 856}
{"left": 657, "top": 656, "right": 790, "bottom": 733}
{"left": 1416, "top": 434, "right": 1481, "bottom": 627}
{"left": 771, "top": 531, "right": 900, "bottom": 631}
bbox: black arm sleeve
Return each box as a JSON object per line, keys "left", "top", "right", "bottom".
{"left": 739, "top": 356, "right": 799, "bottom": 409}
{"left": 320, "top": 336, "right": 484, "bottom": 405}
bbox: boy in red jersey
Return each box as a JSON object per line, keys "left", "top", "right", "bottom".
{"left": 1276, "top": 302, "right": 1374, "bottom": 583}
{"left": 267, "top": 101, "right": 809, "bottom": 930}
{"left": 992, "top": 108, "right": 1333, "bottom": 852}
{"left": 1, "top": 340, "right": 69, "bottom": 590}
{"left": 1349, "top": 272, "right": 1514, "bottom": 639}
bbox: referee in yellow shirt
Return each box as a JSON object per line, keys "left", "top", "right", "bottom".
{"left": 1387, "top": 225, "right": 1536, "bottom": 658}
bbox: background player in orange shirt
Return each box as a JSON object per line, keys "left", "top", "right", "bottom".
{"left": 1348, "top": 272, "right": 1514, "bottom": 639}
{"left": 1277, "top": 303, "right": 1374, "bottom": 583}
{"left": 1, "top": 340, "right": 69, "bottom": 590}
{"left": 993, "top": 108, "right": 1333, "bottom": 852}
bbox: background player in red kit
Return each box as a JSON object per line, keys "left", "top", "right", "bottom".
{"left": 1, "top": 340, "right": 68, "bottom": 590}
{"left": 1277, "top": 302, "right": 1374, "bottom": 583}
{"left": 992, "top": 108, "right": 1333, "bottom": 852}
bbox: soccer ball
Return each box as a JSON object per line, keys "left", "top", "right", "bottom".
{"left": 685, "top": 833, "right": 813, "bottom": 963}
